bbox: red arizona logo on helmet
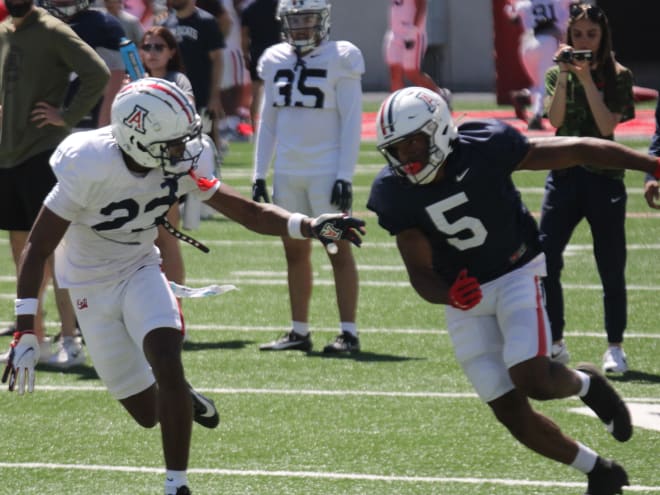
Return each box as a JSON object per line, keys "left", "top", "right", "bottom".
{"left": 122, "top": 105, "right": 149, "bottom": 135}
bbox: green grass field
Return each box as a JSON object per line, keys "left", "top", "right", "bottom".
{"left": 0, "top": 97, "right": 659, "bottom": 494}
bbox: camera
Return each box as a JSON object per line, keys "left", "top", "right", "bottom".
{"left": 553, "top": 49, "right": 593, "bottom": 63}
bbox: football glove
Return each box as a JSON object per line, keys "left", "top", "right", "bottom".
{"left": 448, "top": 269, "right": 482, "bottom": 310}
{"left": 252, "top": 179, "right": 270, "bottom": 203}
{"left": 2, "top": 331, "right": 39, "bottom": 394}
{"left": 330, "top": 180, "right": 353, "bottom": 211}
{"left": 310, "top": 213, "right": 366, "bottom": 254}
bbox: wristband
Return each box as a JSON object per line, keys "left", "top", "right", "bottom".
{"left": 653, "top": 158, "right": 660, "bottom": 180}
{"left": 15, "top": 298, "right": 39, "bottom": 316}
{"left": 287, "top": 213, "right": 308, "bottom": 240}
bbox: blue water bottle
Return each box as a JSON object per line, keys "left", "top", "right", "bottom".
{"left": 119, "top": 37, "right": 146, "bottom": 81}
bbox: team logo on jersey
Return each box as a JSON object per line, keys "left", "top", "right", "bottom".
{"left": 76, "top": 297, "right": 89, "bottom": 310}
{"left": 123, "top": 105, "right": 149, "bottom": 135}
{"left": 415, "top": 91, "right": 438, "bottom": 113}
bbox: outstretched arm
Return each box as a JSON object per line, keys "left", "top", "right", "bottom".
{"left": 517, "top": 136, "right": 660, "bottom": 178}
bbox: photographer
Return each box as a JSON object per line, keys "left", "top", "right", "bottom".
{"left": 541, "top": 3, "right": 634, "bottom": 372}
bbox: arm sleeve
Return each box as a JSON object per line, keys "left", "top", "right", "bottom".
{"left": 335, "top": 77, "right": 362, "bottom": 182}
{"left": 55, "top": 24, "right": 111, "bottom": 127}
{"left": 252, "top": 98, "right": 276, "bottom": 181}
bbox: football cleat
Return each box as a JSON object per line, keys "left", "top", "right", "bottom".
{"left": 176, "top": 486, "right": 191, "bottom": 495}
{"left": 47, "top": 337, "right": 86, "bottom": 368}
{"left": 259, "top": 331, "right": 312, "bottom": 352}
{"left": 189, "top": 385, "right": 220, "bottom": 429}
{"left": 585, "top": 457, "right": 629, "bottom": 495}
{"left": 577, "top": 363, "right": 632, "bottom": 442}
{"left": 550, "top": 341, "right": 570, "bottom": 365}
{"left": 602, "top": 346, "right": 628, "bottom": 374}
{"left": 323, "top": 331, "right": 360, "bottom": 354}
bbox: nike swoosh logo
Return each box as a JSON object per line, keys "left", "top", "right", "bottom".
{"left": 17, "top": 346, "right": 36, "bottom": 361}
{"left": 455, "top": 168, "right": 470, "bottom": 182}
{"left": 610, "top": 196, "right": 624, "bottom": 203}
{"left": 192, "top": 391, "right": 215, "bottom": 417}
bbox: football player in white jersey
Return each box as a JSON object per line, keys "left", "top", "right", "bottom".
{"left": 506, "top": 0, "right": 571, "bottom": 129}
{"left": 252, "top": 0, "right": 365, "bottom": 354}
{"left": 2, "top": 78, "right": 364, "bottom": 495}
{"left": 383, "top": 0, "right": 447, "bottom": 99}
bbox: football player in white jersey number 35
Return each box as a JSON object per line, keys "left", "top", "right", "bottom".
{"left": 252, "top": 0, "right": 366, "bottom": 354}
{"left": 2, "top": 78, "right": 365, "bottom": 495}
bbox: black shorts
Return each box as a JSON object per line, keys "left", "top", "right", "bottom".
{"left": 0, "top": 149, "right": 57, "bottom": 231}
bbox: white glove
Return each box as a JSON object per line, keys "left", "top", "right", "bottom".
{"left": 2, "top": 331, "right": 40, "bottom": 394}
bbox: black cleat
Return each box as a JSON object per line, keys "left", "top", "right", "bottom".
{"left": 577, "top": 363, "right": 632, "bottom": 442}
{"left": 259, "top": 331, "right": 312, "bottom": 352}
{"left": 323, "top": 331, "right": 360, "bottom": 354}
{"left": 585, "top": 457, "right": 629, "bottom": 495}
{"left": 189, "top": 385, "right": 220, "bottom": 429}
{"left": 175, "top": 486, "right": 191, "bottom": 495}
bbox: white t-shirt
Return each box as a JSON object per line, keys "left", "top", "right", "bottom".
{"left": 45, "top": 127, "right": 219, "bottom": 288}
{"left": 253, "top": 40, "right": 364, "bottom": 181}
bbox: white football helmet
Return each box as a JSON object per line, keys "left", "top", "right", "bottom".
{"left": 39, "top": 0, "right": 89, "bottom": 19}
{"left": 376, "top": 87, "right": 457, "bottom": 185}
{"left": 277, "top": 0, "right": 331, "bottom": 53}
{"left": 111, "top": 78, "right": 203, "bottom": 176}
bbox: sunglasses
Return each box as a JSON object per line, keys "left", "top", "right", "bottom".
{"left": 141, "top": 43, "right": 166, "bottom": 53}
{"left": 569, "top": 3, "right": 603, "bottom": 21}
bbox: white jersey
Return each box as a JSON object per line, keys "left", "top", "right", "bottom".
{"left": 254, "top": 40, "right": 364, "bottom": 181}
{"left": 512, "top": 0, "right": 570, "bottom": 37}
{"left": 45, "top": 127, "right": 220, "bottom": 288}
{"left": 389, "top": 0, "right": 426, "bottom": 37}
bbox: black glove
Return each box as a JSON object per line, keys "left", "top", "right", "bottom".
{"left": 252, "top": 179, "right": 270, "bottom": 203}
{"left": 310, "top": 213, "right": 366, "bottom": 253}
{"left": 404, "top": 39, "right": 415, "bottom": 50}
{"left": 330, "top": 180, "right": 353, "bottom": 211}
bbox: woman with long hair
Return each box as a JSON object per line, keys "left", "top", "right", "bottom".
{"left": 541, "top": 3, "right": 635, "bottom": 372}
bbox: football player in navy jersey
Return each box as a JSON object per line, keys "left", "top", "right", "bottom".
{"left": 368, "top": 87, "right": 660, "bottom": 495}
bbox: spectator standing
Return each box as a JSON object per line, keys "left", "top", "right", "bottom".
{"left": 102, "top": 0, "right": 144, "bottom": 45}
{"left": 254, "top": 0, "right": 364, "bottom": 354}
{"left": 0, "top": 0, "right": 109, "bottom": 361}
{"left": 160, "top": 0, "right": 224, "bottom": 141}
{"left": 139, "top": 25, "right": 193, "bottom": 301}
{"left": 240, "top": 0, "right": 280, "bottom": 129}
{"left": 541, "top": 3, "right": 635, "bottom": 372}
{"left": 367, "top": 86, "right": 660, "bottom": 495}
{"left": 505, "top": 0, "right": 571, "bottom": 130}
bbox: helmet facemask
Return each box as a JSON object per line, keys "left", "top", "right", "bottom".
{"left": 376, "top": 87, "right": 457, "bottom": 185}
{"left": 277, "top": 0, "right": 331, "bottom": 54}
{"left": 142, "top": 124, "right": 204, "bottom": 176}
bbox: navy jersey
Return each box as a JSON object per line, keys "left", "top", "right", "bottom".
{"left": 69, "top": 9, "right": 125, "bottom": 51}
{"left": 367, "top": 119, "right": 542, "bottom": 284}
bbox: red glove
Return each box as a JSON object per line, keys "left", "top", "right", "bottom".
{"left": 448, "top": 269, "right": 482, "bottom": 310}
{"left": 653, "top": 158, "right": 660, "bottom": 180}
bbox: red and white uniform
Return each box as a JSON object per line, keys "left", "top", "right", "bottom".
{"left": 44, "top": 127, "right": 219, "bottom": 399}
{"left": 383, "top": 0, "right": 427, "bottom": 71}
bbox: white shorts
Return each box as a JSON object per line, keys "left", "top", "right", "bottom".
{"left": 272, "top": 173, "right": 343, "bottom": 217}
{"left": 383, "top": 30, "right": 427, "bottom": 71}
{"left": 445, "top": 254, "right": 551, "bottom": 403}
{"left": 220, "top": 47, "right": 247, "bottom": 89}
{"left": 68, "top": 264, "right": 183, "bottom": 400}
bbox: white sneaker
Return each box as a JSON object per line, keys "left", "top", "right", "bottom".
{"left": 550, "top": 341, "right": 570, "bottom": 365}
{"left": 47, "top": 337, "right": 86, "bottom": 368}
{"left": 603, "top": 346, "right": 628, "bottom": 373}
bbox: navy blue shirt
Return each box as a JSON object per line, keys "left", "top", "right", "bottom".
{"left": 367, "top": 119, "right": 541, "bottom": 284}
{"left": 161, "top": 8, "right": 225, "bottom": 110}
{"left": 69, "top": 9, "right": 125, "bottom": 51}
